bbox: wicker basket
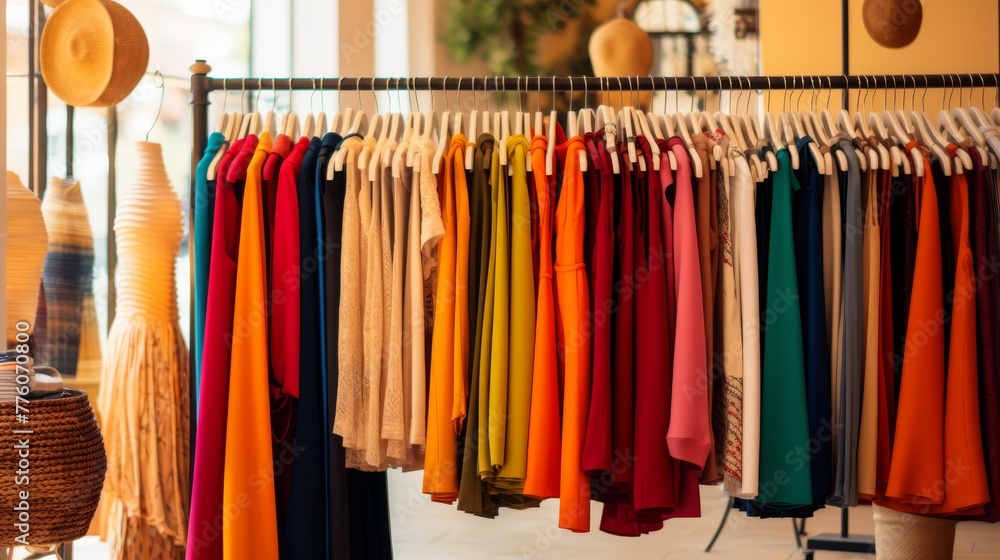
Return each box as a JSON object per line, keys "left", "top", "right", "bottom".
{"left": 0, "top": 389, "right": 106, "bottom": 548}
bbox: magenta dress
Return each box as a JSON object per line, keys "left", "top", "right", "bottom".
{"left": 186, "top": 136, "right": 255, "bottom": 559}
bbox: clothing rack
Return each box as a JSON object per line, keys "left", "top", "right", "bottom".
{"left": 187, "top": 61, "right": 1000, "bottom": 556}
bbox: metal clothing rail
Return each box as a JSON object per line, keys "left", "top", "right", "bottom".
{"left": 185, "top": 60, "right": 1000, "bottom": 526}
{"left": 197, "top": 71, "right": 1000, "bottom": 92}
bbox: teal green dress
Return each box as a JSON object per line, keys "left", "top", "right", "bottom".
{"left": 756, "top": 149, "right": 813, "bottom": 507}
{"left": 193, "top": 131, "right": 226, "bottom": 409}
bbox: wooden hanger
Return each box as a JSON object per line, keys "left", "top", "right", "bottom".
{"left": 338, "top": 79, "right": 355, "bottom": 136}
{"left": 206, "top": 82, "right": 237, "bottom": 181}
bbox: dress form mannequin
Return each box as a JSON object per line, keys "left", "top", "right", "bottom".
{"left": 99, "top": 142, "right": 189, "bottom": 560}
{"left": 5, "top": 171, "right": 47, "bottom": 346}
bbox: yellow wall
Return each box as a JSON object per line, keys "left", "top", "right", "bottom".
{"left": 759, "top": 0, "right": 999, "bottom": 113}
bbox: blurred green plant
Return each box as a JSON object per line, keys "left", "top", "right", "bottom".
{"left": 442, "top": 0, "right": 597, "bottom": 76}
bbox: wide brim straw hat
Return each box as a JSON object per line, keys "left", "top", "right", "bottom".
{"left": 40, "top": 0, "right": 149, "bottom": 107}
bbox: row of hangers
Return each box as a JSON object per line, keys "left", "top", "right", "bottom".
{"left": 205, "top": 74, "right": 1000, "bottom": 186}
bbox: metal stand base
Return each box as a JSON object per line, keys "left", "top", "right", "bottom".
{"left": 805, "top": 532, "right": 876, "bottom": 553}
{"left": 705, "top": 497, "right": 807, "bottom": 553}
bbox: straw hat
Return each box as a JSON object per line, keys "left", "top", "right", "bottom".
{"left": 40, "top": 0, "right": 149, "bottom": 107}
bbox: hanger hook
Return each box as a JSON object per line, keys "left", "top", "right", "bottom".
{"left": 221, "top": 76, "right": 229, "bottom": 114}
{"left": 319, "top": 78, "right": 326, "bottom": 113}
{"left": 356, "top": 78, "right": 363, "bottom": 114}
{"left": 978, "top": 73, "right": 987, "bottom": 110}
{"left": 441, "top": 75, "right": 450, "bottom": 113}
{"left": 765, "top": 75, "right": 773, "bottom": 115}
{"left": 271, "top": 77, "right": 277, "bottom": 112}
{"left": 335, "top": 77, "right": 342, "bottom": 112}
{"left": 661, "top": 76, "right": 668, "bottom": 114}
{"left": 744, "top": 76, "right": 753, "bottom": 115}
{"left": 569, "top": 75, "right": 574, "bottom": 113}
{"left": 518, "top": 76, "right": 524, "bottom": 113}
{"left": 145, "top": 70, "right": 165, "bottom": 142}
{"left": 583, "top": 75, "right": 590, "bottom": 110}
{"left": 255, "top": 79, "right": 263, "bottom": 112}
{"left": 310, "top": 78, "right": 317, "bottom": 113}
{"left": 920, "top": 75, "right": 928, "bottom": 113}
{"left": 241, "top": 78, "right": 248, "bottom": 112}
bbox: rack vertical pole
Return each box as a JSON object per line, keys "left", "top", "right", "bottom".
{"left": 188, "top": 60, "right": 212, "bottom": 486}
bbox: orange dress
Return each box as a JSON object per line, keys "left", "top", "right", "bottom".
{"left": 223, "top": 132, "right": 279, "bottom": 559}
{"left": 554, "top": 137, "right": 592, "bottom": 532}
{"left": 422, "top": 134, "right": 469, "bottom": 503}
{"left": 523, "top": 135, "right": 561, "bottom": 499}
{"left": 881, "top": 150, "right": 989, "bottom": 515}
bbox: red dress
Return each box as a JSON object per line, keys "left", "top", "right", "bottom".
{"left": 582, "top": 134, "right": 616, "bottom": 479}
{"left": 186, "top": 136, "right": 254, "bottom": 559}
{"left": 632, "top": 137, "right": 677, "bottom": 514}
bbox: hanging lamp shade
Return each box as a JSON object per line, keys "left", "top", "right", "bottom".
{"left": 862, "top": 0, "right": 922, "bottom": 49}
{"left": 5, "top": 172, "right": 48, "bottom": 346}
{"left": 40, "top": 0, "right": 149, "bottom": 107}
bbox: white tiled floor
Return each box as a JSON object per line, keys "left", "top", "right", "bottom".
{"left": 30, "top": 471, "right": 1000, "bottom": 559}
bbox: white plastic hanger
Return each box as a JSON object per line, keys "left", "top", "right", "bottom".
{"left": 645, "top": 77, "right": 672, "bottom": 170}
{"left": 315, "top": 78, "right": 328, "bottom": 137}
{"left": 331, "top": 83, "right": 370, "bottom": 176}
{"left": 804, "top": 77, "right": 847, "bottom": 173}
{"left": 948, "top": 74, "right": 987, "bottom": 148}
{"left": 545, "top": 77, "right": 559, "bottom": 176}
{"left": 874, "top": 77, "right": 923, "bottom": 177}
{"left": 671, "top": 76, "right": 703, "bottom": 178}
{"left": 593, "top": 77, "right": 621, "bottom": 174}
{"left": 904, "top": 75, "right": 963, "bottom": 174}
{"left": 432, "top": 76, "right": 453, "bottom": 175}
{"left": 465, "top": 77, "right": 481, "bottom": 171}
{"left": 611, "top": 77, "right": 638, "bottom": 166}
{"left": 732, "top": 77, "right": 769, "bottom": 178}
{"left": 374, "top": 79, "right": 403, "bottom": 181}
{"left": 714, "top": 78, "right": 745, "bottom": 177}
{"left": 567, "top": 77, "right": 589, "bottom": 172}
{"left": 498, "top": 77, "right": 511, "bottom": 167}
{"left": 843, "top": 76, "right": 887, "bottom": 170}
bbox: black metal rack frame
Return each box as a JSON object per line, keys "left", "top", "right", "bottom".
{"left": 188, "top": 63, "right": 999, "bottom": 558}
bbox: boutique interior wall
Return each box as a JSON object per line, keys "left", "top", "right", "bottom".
{"left": 759, "top": 0, "right": 1000, "bottom": 114}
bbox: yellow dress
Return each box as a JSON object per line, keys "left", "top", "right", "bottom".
{"left": 488, "top": 137, "right": 511, "bottom": 474}
{"left": 495, "top": 135, "right": 535, "bottom": 498}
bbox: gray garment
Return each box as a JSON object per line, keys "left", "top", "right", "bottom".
{"left": 832, "top": 140, "right": 862, "bottom": 507}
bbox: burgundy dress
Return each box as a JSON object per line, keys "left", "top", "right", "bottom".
{"left": 583, "top": 134, "right": 616, "bottom": 479}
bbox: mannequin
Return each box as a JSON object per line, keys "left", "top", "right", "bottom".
{"left": 5, "top": 171, "right": 47, "bottom": 347}
{"left": 99, "top": 142, "right": 189, "bottom": 560}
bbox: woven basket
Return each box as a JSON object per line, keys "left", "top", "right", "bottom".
{"left": 0, "top": 389, "right": 106, "bottom": 548}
